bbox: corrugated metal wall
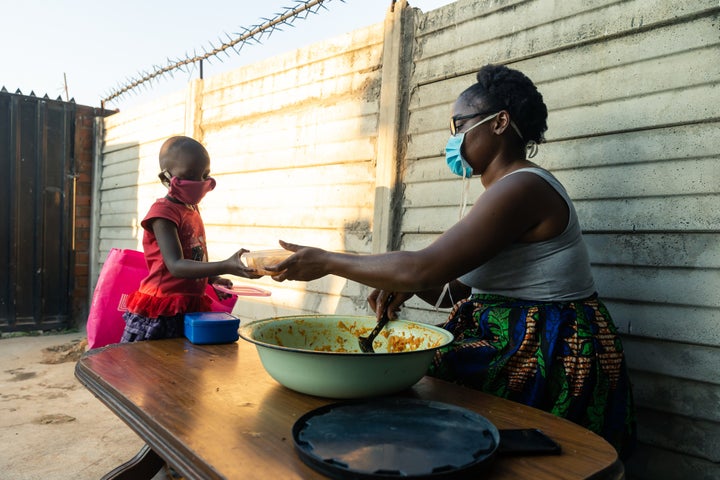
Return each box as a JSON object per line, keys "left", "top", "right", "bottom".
{"left": 95, "top": 0, "right": 720, "bottom": 477}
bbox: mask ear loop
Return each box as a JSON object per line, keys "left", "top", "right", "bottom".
{"left": 159, "top": 169, "right": 172, "bottom": 187}
{"left": 510, "top": 121, "right": 539, "bottom": 159}
{"left": 459, "top": 171, "right": 470, "bottom": 219}
{"left": 526, "top": 141, "right": 539, "bottom": 158}
{"left": 441, "top": 147, "right": 471, "bottom": 311}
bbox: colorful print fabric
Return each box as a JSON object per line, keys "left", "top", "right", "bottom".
{"left": 428, "top": 293, "right": 636, "bottom": 458}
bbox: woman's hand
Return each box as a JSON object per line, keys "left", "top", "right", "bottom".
{"left": 368, "top": 289, "right": 414, "bottom": 321}
{"left": 267, "top": 240, "right": 329, "bottom": 282}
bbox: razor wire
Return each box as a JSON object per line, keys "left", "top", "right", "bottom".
{"left": 102, "top": 0, "right": 343, "bottom": 106}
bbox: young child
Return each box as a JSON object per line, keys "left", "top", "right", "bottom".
{"left": 121, "top": 135, "right": 260, "bottom": 342}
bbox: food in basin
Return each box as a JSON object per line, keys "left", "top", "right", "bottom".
{"left": 238, "top": 315, "right": 454, "bottom": 399}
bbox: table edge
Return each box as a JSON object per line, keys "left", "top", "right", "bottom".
{"left": 75, "top": 352, "right": 221, "bottom": 480}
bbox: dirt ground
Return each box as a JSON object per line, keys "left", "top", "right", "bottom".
{"left": 0, "top": 331, "right": 160, "bottom": 479}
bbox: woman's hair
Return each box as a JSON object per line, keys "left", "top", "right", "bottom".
{"left": 461, "top": 64, "right": 548, "bottom": 144}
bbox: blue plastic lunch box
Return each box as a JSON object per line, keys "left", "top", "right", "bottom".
{"left": 184, "top": 312, "right": 240, "bottom": 344}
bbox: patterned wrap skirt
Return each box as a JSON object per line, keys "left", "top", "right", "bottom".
{"left": 427, "top": 293, "right": 636, "bottom": 459}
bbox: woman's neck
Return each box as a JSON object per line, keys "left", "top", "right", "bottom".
{"left": 480, "top": 156, "right": 536, "bottom": 188}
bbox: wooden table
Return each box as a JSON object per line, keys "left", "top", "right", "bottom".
{"left": 75, "top": 338, "right": 624, "bottom": 480}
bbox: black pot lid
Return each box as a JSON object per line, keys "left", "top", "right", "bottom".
{"left": 292, "top": 398, "right": 500, "bottom": 479}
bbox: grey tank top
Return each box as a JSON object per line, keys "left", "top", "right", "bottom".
{"left": 458, "top": 167, "right": 596, "bottom": 301}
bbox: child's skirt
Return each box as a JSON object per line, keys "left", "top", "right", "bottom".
{"left": 120, "top": 311, "right": 185, "bottom": 343}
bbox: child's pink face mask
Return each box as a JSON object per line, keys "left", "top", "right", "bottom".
{"left": 162, "top": 171, "right": 216, "bottom": 205}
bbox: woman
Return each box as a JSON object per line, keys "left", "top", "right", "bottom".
{"left": 270, "top": 64, "right": 635, "bottom": 458}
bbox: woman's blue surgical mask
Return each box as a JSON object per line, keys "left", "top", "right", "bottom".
{"left": 445, "top": 113, "right": 498, "bottom": 177}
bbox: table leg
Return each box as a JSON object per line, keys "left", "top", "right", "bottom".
{"left": 100, "top": 444, "right": 165, "bottom": 480}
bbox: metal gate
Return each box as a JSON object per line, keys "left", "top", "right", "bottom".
{"left": 0, "top": 90, "right": 75, "bottom": 332}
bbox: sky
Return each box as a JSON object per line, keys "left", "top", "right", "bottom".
{"left": 1, "top": 0, "right": 453, "bottom": 110}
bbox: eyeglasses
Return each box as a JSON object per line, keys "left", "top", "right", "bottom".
{"left": 450, "top": 111, "right": 493, "bottom": 136}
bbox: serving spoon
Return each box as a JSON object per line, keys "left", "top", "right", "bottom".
{"left": 358, "top": 294, "right": 394, "bottom": 353}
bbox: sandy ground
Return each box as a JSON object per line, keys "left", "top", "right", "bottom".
{"left": 0, "top": 331, "right": 163, "bottom": 480}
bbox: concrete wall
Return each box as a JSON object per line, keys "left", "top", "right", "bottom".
{"left": 97, "top": 22, "right": 390, "bottom": 317}
{"left": 94, "top": 0, "right": 720, "bottom": 477}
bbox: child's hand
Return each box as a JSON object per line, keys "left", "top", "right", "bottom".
{"left": 210, "top": 277, "right": 233, "bottom": 300}
{"left": 227, "top": 249, "right": 263, "bottom": 279}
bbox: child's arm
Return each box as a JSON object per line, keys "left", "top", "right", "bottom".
{"left": 152, "top": 218, "right": 260, "bottom": 279}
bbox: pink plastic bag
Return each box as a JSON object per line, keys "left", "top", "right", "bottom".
{"left": 86, "top": 248, "right": 237, "bottom": 349}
